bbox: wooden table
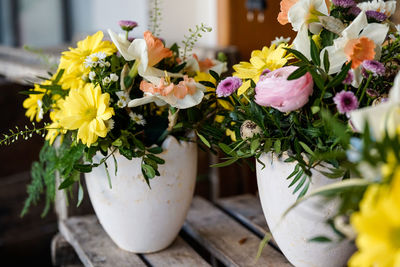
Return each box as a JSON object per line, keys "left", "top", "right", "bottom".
{"left": 52, "top": 195, "right": 292, "bottom": 267}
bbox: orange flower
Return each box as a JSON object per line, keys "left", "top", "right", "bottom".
{"left": 140, "top": 78, "right": 174, "bottom": 96}
{"left": 277, "top": 0, "right": 298, "bottom": 25}
{"left": 193, "top": 54, "right": 215, "bottom": 72}
{"left": 174, "top": 76, "right": 197, "bottom": 99}
{"left": 140, "top": 75, "right": 197, "bottom": 99}
{"left": 143, "top": 31, "right": 173, "bottom": 67}
{"left": 344, "top": 37, "right": 376, "bottom": 69}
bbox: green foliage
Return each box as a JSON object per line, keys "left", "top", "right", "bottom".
{"left": 181, "top": 23, "right": 212, "bottom": 59}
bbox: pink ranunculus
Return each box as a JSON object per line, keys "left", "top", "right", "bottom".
{"left": 254, "top": 66, "right": 314, "bottom": 112}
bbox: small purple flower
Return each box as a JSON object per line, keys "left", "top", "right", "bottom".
{"left": 331, "top": 0, "right": 356, "bottom": 8}
{"left": 361, "top": 60, "right": 385, "bottom": 77}
{"left": 366, "top": 10, "right": 387, "bottom": 22}
{"left": 118, "top": 20, "right": 138, "bottom": 31}
{"left": 348, "top": 6, "right": 361, "bottom": 16}
{"left": 343, "top": 70, "right": 354, "bottom": 85}
{"left": 366, "top": 89, "right": 379, "bottom": 98}
{"left": 334, "top": 91, "right": 359, "bottom": 114}
{"left": 216, "top": 77, "right": 242, "bottom": 97}
{"left": 259, "top": 68, "right": 271, "bottom": 81}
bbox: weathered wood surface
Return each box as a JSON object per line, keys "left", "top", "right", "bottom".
{"left": 143, "top": 237, "right": 210, "bottom": 267}
{"left": 183, "top": 197, "right": 291, "bottom": 267}
{"left": 59, "top": 216, "right": 146, "bottom": 267}
{"left": 216, "top": 194, "right": 269, "bottom": 237}
{"left": 51, "top": 233, "right": 83, "bottom": 267}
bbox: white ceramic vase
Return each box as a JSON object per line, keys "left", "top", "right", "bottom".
{"left": 256, "top": 152, "right": 355, "bottom": 267}
{"left": 85, "top": 135, "right": 197, "bottom": 253}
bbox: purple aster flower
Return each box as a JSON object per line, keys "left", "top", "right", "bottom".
{"left": 216, "top": 77, "right": 242, "bottom": 97}
{"left": 361, "top": 60, "right": 385, "bottom": 77}
{"left": 334, "top": 91, "right": 359, "bottom": 114}
{"left": 366, "top": 89, "right": 379, "bottom": 98}
{"left": 343, "top": 70, "right": 354, "bottom": 85}
{"left": 331, "top": 0, "right": 356, "bottom": 8}
{"left": 366, "top": 10, "right": 387, "bottom": 22}
{"left": 259, "top": 68, "right": 271, "bottom": 81}
{"left": 348, "top": 6, "right": 361, "bottom": 16}
{"left": 118, "top": 20, "right": 138, "bottom": 31}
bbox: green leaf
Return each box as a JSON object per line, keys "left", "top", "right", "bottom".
{"left": 147, "top": 154, "right": 165, "bottom": 164}
{"left": 197, "top": 131, "right": 211, "bottom": 148}
{"left": 309, "top": 236, "right": 332, "bottom": 243}
{"left": 284, "top": 48, "right": 310, "bottom": 63}
{"left": 119, "top": 147, "right": 133, "bottom": 160}
{"left": 147, "top": 146, "right": 163, "bottom": 154}
{"left": 199, "top": 81, "right": 216, "bottom": 88}
{"left": 298, "top": 181, "right": 310, "bottom": 199}
{"left": 58, "top": 177, "right": 76, "bottom": 190}
{"left": 299, "top": 141, "right": 315, "bottom": 156}
{"left": 19, "top": 90, "right": 45, "bottom": 95}
{"left": 293, "top": 175, "right": 307, "bottom": 194}
{"left": 256, "top": 232, "right": 273, "bottom": 261}
{"left": 274, "top": 140, "right": 281, "bottom": 154}
{"left": 132, "top": 137, "right": 145, "bottom": 151}
{"left": 323, "top": 50, "right": 330, "bottom": 73}
{"left": 311, "top": 106, "right": 320, "bottom": 114}
{"left": 142, "top": 164, "right": 156, "bottom": 179}
{"left": 211, "top": 158, "right": 238, "bottom": 168}
{"left": 53, "top": 69, "right": 65, "bottom": 84}
{"left": 112, "top": 138, "right": 123, "bottom": 147}
{"left": 264, "top": 139, "right": 272, "bottom": 153}
{"left": 308, "top": 68, "right": 325, "bottom": 91}
{"left": 250, "top": 139, "right": 260, "bottom": 155}
{"left": 112, "top": 153, "right": 118, "bottom": 176}
{"left": 310, "top": 38, "right": 320, "bottom": 66}
{"left": 326, "top": 62, "right": 351, "bottom": 88}
{"left": 218, "top": 143, "right": 235, "bottom": 156}
{"left": 73, "top": 164, "right": 93, "bottom": 173}
{"left": 287, "top": 66, "right": 308, "bottom": 80}
{"left": 209, "top": 70, "right": 220, "bottom": 81}
{"left": 289, "top": 170, "right": 304, "bottom": 187}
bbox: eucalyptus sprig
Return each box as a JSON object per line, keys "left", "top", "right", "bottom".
{"left": 181, "top": 23, "right": 212, "bottom": 60}
{"left": 0, "top": 123, "right": 51, "bottom": 145}
{"left": 149, "top": 0, "right": 162, "bottom": 37}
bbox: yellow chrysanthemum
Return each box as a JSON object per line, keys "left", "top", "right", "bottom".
{"left": 59, "top": 83, "right": 114, "bottom": 147}
{"left": 349, "top": 170, "right": 400, "bottom": 267}
{"left": 59, "top": 31, "right": 116, "bottom": 88}
{"left": 22, "top": 84, "right": 46, "bottom": 122}
{"left": 195, "top": 71, "right": 216, "bottom": 92}
{"left": 45, "top": 100, "right": 67, "bottom": 145}
{"left": 226, "top": 128, "right": 237, "bottom": 142}
{"left": 233, "top": 43, "right": 291, "bottom": 95}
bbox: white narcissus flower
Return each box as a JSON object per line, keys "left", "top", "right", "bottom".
{"left": 289, "top": 0, "right": 329, "bottom": 59}
{"left": 320, "top": 11, "right": 388, "bottom": 86}
{"left": 357, "top": 0, "right": 397, "bottom": 17}
{"left": 350, "top": 73, "right": 400, "bottom": 140}
{"left": 108, "top": 30, "right": 182, "bottom": 84}
{"left": 271, "top": 36, "right": 291, "bottom": 46}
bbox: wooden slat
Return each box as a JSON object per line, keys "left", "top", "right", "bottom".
{"left": 183, "top": 197, "right": 291, "bottom": 267}
{"left": 216, "top": 194, "right": 268, "bottom": 237}
{"left": 142, "top": 237, "right": 210, "bottom": 267}
{"left": 59, "top": 216, "right": 146, "bottom": 267}
{"left": 51, "top": 233, "right": 83, "bottom": 267}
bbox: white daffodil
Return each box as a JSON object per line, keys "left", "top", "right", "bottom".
{"left": 320, "top": 11, "right": 388, "bottom": 86}
{"left": 350, "top": 72, "right": 400, "bottom": 140}
{"left": 357, "top": 0, "right": 397, "bottom": 17}
{"left": 289, "top": 0, "right": 329, "bottom": 59}
{"left": 128, "top": 75, "right": 205, "bottom": 109}
{"left": 108, "top": 30, "right": 182, "bottom": 84}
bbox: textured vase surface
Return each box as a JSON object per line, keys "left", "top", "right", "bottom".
{"left": 85, "top": 136, "right": 197, "bottom": 253}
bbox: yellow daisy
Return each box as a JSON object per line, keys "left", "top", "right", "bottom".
{"left": 59, "top": 83, "right": 114, "bottom": 147}
{"left": 59, "top": 31, "right": 116, "bottom": 87}
{"left": 233, "top": 43, "right": 291, "bottom": 95}
{"left": 45, "top": 100, "right": 66, "bottom": 145}
{"left": 22, "top": 83, "right": 48, "bottom": 122}
{"left": 349, "top": 170, "right": 400, "bottom": 267}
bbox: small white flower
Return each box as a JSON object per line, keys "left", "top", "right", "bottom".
{"left": 37, "top": 100, "right": 44, "bottom": 120}
{"left": 89, "top": 71, "right": 96, "bottom": 80}
{"left": 105, "top": 62, "right": 111, "bottom": 67}
{"left": 102, "top": 77, "right": 111, "bottom": 85}
{"left": 116, "top": 91, "right": 131, "bottom": 107}
{"left": 116, "top": 100, "right": 125, "bottom": 108}
{"left": 110, "top": 73, "right": 119, "bottom": 82}
{"left": 84, "top": 52, "right": 107, "bottom": 68}
{"left": 271, "top": 36, "right": 291, "bottom": 46}
{"left": 105, "top": 119, "right": 115, "bottom": 132}
{"left": 129, "top": 112, "right": 146, "bottom": 125}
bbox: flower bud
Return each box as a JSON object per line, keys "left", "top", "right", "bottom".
{"left": 240, "top": 120, "right": 262, "bottom": 140}
{"left": 118, "top": 20, "right": 138, "bottom": 32}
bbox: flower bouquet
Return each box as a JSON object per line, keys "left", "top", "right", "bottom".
{"left": 1, "top": 12, "right": 226, "bottom": 252}
{"left": 295, "top": 72, "right": 400, "bottom": 266}
{"left": 197, "top": 0, "right": 399, "bottom": 265}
